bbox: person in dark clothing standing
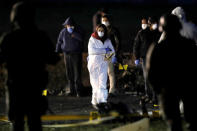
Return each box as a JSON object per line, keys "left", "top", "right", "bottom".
{"left": 101, "top": 14, "right": 121, "bottom": 95}
{"left": 149, "top": 17, "right": 161, "bottom": 43}
{"left": 133, "top": 18, "right": 152, "bottom": 97}
{"left": 147, "top": 17, "right": 161, "bottom": 105}
{"left": 56, "top": 17, "right": 84, "bottom": 97}
{"left": 0, "top": 2, "right": 59, "bottom": 131}
{"left": 92, "top": 8, "right": 108, "bottom": 32}
{"left": 146, "top": 14, "right": 197, "bottom": 131}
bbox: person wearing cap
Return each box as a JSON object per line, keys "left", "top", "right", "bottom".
{"left": 56, "top": 17, "right": 84, "bottom": 97}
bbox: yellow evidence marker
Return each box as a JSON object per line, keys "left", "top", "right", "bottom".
{"left": 42, "top": 89, "right": 47, "bottom": 96}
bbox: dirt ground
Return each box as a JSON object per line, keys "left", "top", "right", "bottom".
{"left": 0, "top": 94, "right": 191, "bottom": 131}
{"left": 0, "top": 94, "right": 142, "bottom": 115}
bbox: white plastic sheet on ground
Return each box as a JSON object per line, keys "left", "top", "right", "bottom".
{"left": 111, "top": 118, "right": 149, "bottom": 131}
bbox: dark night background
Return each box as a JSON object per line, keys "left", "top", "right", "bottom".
{"left": 0, "top": 0, "right": 197, "bottom": 52}
{"left": 0, "top": 0, "right": 197, "bottom": 95}
{"left": 0, "top": 2, "right": 197, "bottom": 131}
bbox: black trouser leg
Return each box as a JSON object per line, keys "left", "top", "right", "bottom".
{"left": 64, "top": 54, "right": 75, "bottom": 94}
{"left": 71, "top": 54, "right": 82, "bottom": 95}
{"left": 12, "top": 115, "right": 25, "bottom": 131}
{"left": 159, "top": 89, "right": 183, "bottom": 131}
{"left": 27, "top": 112, "right": 42, "bottom": 131}
{"left": 183, "top": 93, "right": 197, "bottom": 131}
{"left": 8, "top": 92, "right": 25, "bottom": 131}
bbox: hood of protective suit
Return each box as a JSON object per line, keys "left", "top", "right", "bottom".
{"left": 10, "top": 2, "right": 35, "bottom": 27}
{"left": 91, "top": 31, "right": 107, "bottom": 43}
{"left": 62, "top": 17, "right": 76, "bottom": 26}
{"left": 91, "top": 32, "right": 101, "bottom": 40}
{"left": 171, "top": 6, "right": 186, "bottom": 20}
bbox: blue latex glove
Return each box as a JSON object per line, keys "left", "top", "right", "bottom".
{"left": 105, "top": 47, "right": 112, "bottom": 54}
{"left": 112, "top": 57, "right": 117, "bottom": 64}
{"left": 135, "top": 59, "right": 140, "bottom": 66}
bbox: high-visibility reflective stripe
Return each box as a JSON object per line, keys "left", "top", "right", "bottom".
{"left": 42, "top": 116, "right": 116, "bottom": 128}
{"left": 0, "top": 115, "right": 89, "bottom": 122}
{"left": 0, "top": 110, "right": 161, "bottom": 123}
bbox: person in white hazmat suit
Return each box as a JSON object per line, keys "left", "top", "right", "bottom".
{"left": 87, "top": 24, "right": 116, "bottom": 109}
{"left": 172, "top": 7, "right": 197, "bottom": 44}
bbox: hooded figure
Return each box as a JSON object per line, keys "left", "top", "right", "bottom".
{"left": 146, "top": 14, "right": 197, "bottom": 131}
{"left": 62, "top": 17, "right": 76, "bottom": 27}
{"left": 171, "top": 6, "right": 197, "bottom": 44}
{"left": 10, "top": 2, "right": 35, "bottom": 28}
{"left": 87, "top": 24, "right": 115, "bottom": 108}
{"left": 56, "top": 17, "right": 84, "bottom": 97}
{"left": 0, "top": 2, "right": 59, "bottom": 131}
{"left": 148, "top": 16, "right": 161, "bottom": 43}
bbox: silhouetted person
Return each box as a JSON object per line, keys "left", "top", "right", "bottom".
{"left": 56, "top": 17, "right": 84, "bottom": 97}
{"left": 146, "top": 14, "right": 197, "bottom": 131}
{"left": 0, "top": 2, "right": 59, "bottom": 131}
{"left": 172, "top": 6, "right": 197, "bottom": 44}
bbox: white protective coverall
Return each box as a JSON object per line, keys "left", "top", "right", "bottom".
{"left": 88, "top": 36, "right": 115, "bottom": 105}
{"left": 172, "top": 6, "right": 197, "bottom": 44}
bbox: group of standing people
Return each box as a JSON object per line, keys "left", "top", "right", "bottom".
{"left": 56, "top": 8, "right": 121, "bottom": 110}
{"left": 0, "top": 1, "right": 197, "bottom": 131}
{"left": 146, "top": 7, "right": 197, "bottom": 131}
{"left": 133, "top": 6, "right": 197, "bottom": 131}
{"left": 56, "top": 17, "right": 84, "bottom": 97}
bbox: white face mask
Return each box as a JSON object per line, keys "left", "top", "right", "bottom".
{"left": 158, "top": 25, "right": 163, "bottom": 32}
{"left": 141, "top": 24, "right": 148, "bottom": 30}
{"left": 98, "top": 31, "right": 104, "bottom": 37}
{"left": 152, "top": 24, "right": 158, "bottom": 30}
{"left": 102, "top": 21, "right": 110, "bottom": 27}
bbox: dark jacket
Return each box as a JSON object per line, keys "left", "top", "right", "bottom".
{"left": 56, "top": 18, "right": 84, "bottom": 54}
{"left": 0, "top": 27, "right": 59, "bottom": 89}
{"left": 150, "top": 30, "right": 161, "bottom": 43}
{"left": 147, "top": 34, "right": 197, "bottom": 93}
{"left": 133, "top": 28, "right": 152, "bottom": 59}
{"left": 107, "top": 25, "right": 121, "bottom": 55}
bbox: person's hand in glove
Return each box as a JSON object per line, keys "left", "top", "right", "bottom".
{"left": 105, "top": 47, "right": 112, "bottom": 54}
{"left": 112, "top": 57, "right": 117, "bottom": 64}
{"left": 135, "top": 59, "right": 140, "bottom": 66}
